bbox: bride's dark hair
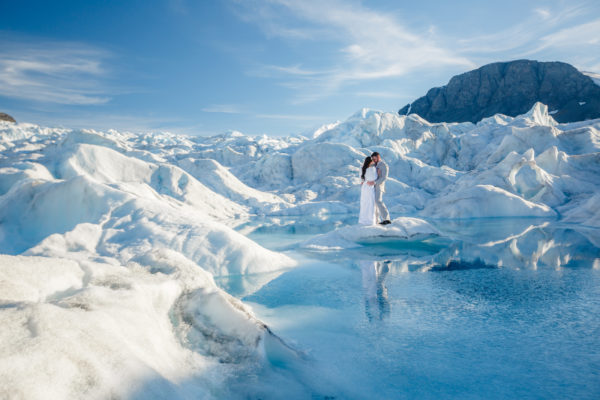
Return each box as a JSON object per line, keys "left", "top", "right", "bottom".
{"left": 361, "top": 156, "right": 372, "bottom": 180}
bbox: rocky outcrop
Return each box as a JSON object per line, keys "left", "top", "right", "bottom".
{"left": 399, "top": 60, "right": 600, "bottom": 123}
{"left": 0, "top": 113, "right": 16, "bottom": 123}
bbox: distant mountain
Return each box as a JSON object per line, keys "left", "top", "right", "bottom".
{"left": 582, "top": 71, "right": 600, "bottom": 86}
{"left": 399, "top": 60, "right": 600, "bottom": 123}
{"left": 0, "top": 113, "right": 16, "bottom": 123}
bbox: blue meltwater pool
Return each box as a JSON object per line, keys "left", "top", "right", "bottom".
{"left": 216, "top": 217, "right": 600, "bottom": 399}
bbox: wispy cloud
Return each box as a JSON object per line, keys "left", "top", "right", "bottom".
{"left": 534, "top": 18, "right": 600, "bottom": 51}
{"left": 256, "top": 113, "right": 324, "bottom": 121}
{"left": 15, "top": 109, "right": 217, "bottom": 136}
{"left": 201, "top": 104, "right": 246, "bottom": 114}
{"left": 201, "top": 102, "right": 324, "bottom": 123}
{"left": 354, "top": 91, "right": 404, "bottom": 99}
{"left": 534, "top": 8, "right": 551, "bottom": 20}
{"left": 233, "top": 0, "right": 600, "bottom": 103}
{"left": 233, "top": 0, "right": 474, "bottom": 103}
{"left": 455, "top": 4, "right": 599, "bottom": 65}
{"left": 0, "top": 34, "right": 113, "bottom": 105}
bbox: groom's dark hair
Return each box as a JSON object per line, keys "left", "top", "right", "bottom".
{"left": 371, "top": 152, "right": 380, "bottom": 157}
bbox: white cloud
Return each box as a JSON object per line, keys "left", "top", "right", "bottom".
{"left": 456, "top": 3, "right": 597, "bottom": 58}
{"left": 234, "top": 0, "right": 473, "bottom": 103}
{"left": 14, "top": 109, "right": 201, "bottom": 134}
{"left": 0, "top": 36, "right": 112, "bottom": 105}
{"left": 534, "top": 8, "right": 551, "bottom": 20}
{"left": 235, "top": 0, "right": 600, "bottom": 103}
{"left": 464, "top": 12, "right": 600, "bottom": 71}
{"left": 536, "top": 18, "right": 600, "bottom": 50}
{"left": 200, "top": 103, "right": 324, "bottom": 123}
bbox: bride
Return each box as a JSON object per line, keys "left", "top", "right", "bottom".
{"left": 359, "top": 156, "right": 378, "bottom": 225}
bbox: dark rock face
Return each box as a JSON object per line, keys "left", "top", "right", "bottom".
{"left": 399, "top": 60, "right": 600, "bottom": 123}
{"left": 0, "top": 113, "right": 16, "bottom": 123}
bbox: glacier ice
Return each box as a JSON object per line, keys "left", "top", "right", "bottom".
{"left": 0, "top": 101, "right": 599, "bottom": 397}
{"left": 0, "top": 124, "right": 297, "bottom": 398}
{"left": 301, "top": 217, "right": 440, "bottom": 250}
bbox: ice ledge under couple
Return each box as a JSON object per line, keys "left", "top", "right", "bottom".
{"left": 359, "top": 152, "right": 391, "bottom": 226}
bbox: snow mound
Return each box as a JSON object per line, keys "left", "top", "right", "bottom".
{"left": 0, "top": 254, "right": 278, "bottom": 399}
{"left": 300, "top": 217, "right": 440, "bottom": 250}
{"left": 421, "top": 184, "right": 557, "bottom": 218}
{"left": 58, "top": 143, "right": 246, "bottom": 219}
{"left": 177, "top": 157, "right": 290, "bottom": 213}
{"left": 1, "top": 99, "right": 600, "bottom": 396}
{"left": 515, "top": 102, "right": 557, "bottom": 127}
{"left": 181, "top": 101, "right": 596, "bottom": 221}
{"left": 562, "top": 193, "right": 600, "bottom": 228}
{"left": 0, "top": 125, "right": 299, "bottom": 397}
{"left": 7, "top": 101, "right": 586, "bottom": 221}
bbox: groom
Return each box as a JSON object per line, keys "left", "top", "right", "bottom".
{"left": 367, "top": 152, "right": 391, "bottom": 225}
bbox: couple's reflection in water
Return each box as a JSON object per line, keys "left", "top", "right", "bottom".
{"left": 359, "top": 260, "right": 391, "bottom": 322}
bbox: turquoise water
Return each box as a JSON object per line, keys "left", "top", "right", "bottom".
{"left": 220, "top": 217, "right": 600, "bottom": 399}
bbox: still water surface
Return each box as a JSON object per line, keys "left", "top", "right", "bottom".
{"left": 218, "top": 217, "right": 600, "bottom": 399}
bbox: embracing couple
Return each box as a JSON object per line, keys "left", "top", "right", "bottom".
{"left": 359, "top": 152, "right": 391, "bottom": 226}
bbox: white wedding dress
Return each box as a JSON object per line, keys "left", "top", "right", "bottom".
{"left": 359, "top": 166, "right": 377, "bottom": 225}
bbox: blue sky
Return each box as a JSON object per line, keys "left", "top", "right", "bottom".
{"left": 1, "top": 0, "right": 599, "bottom": 136}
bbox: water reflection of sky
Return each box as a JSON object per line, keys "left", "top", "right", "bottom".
{"left": 221, "top": 216, "right": 600, "bottom": 399}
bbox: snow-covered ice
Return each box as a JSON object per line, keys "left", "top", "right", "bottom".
{"left": 0, "top": 123, "right": 297, "bottom": 398}
{"left": 1, "top": 101, "right": 599, "bottom": 397}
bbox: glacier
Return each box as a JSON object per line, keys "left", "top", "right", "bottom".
{"left": 0, "top": 102, "right": 599, "bottom": 398}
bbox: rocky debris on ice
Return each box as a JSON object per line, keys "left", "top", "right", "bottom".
{"left": 300, "top": 217, "right": 440, "bottom": 250}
